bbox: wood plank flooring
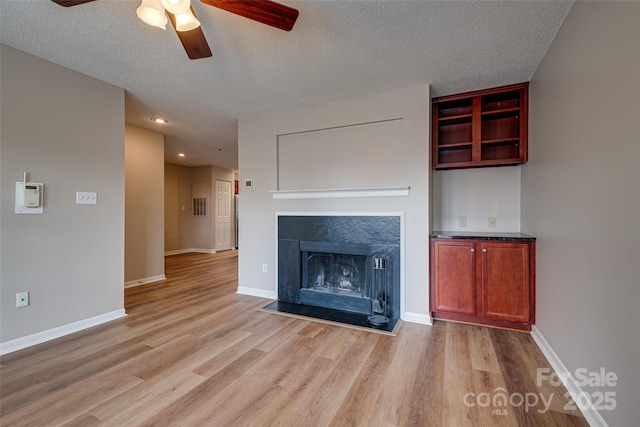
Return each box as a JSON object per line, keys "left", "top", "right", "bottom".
{"left": 0, "top": 251, "right": 588, "bottom": 426}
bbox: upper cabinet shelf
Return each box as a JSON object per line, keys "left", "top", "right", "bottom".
{"left": 432, "top": 82, "right": 528, "bottom": 170}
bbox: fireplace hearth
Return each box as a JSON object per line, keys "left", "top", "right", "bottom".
{"left": 276, "top": 215, "right": 401, "bottom": 329}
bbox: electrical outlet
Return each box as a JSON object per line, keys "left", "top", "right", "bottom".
{"left": 16, "top": 291, "right": 29, "bottom": 308}
{"left": 488, "top": 217, "right": 497, "bottom": 228}
{"left": 262, "top": 263, "right": 268, "bottom": 273}
{"left": 459, "top": 216, "right": 467, "bottom": 227}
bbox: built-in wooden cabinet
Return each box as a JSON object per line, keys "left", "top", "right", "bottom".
{"left": 432, "top": 82, "right": 528, "bottom": 169}
{"left": 430, "top": 234, "right": 536, "bottom": 331}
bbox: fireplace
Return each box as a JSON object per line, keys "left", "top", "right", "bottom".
{"left": 276, "top": 215, "right": 401, "bottom": 325}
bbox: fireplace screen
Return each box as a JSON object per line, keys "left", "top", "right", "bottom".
{"left": 299, "top": 241, "right": 372, "bottom": 314}
{"left": 304, "top": 252, "right": 368, "bottom": 298}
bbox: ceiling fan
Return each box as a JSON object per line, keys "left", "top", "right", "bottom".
{"left": 51, "top": 0, "right": 299, "bottom": 60}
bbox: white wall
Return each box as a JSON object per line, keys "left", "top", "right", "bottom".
{"left": 0, "top": 45, "right": 125, "bottom": 350}
{"left": 277, "top": 119, "right": 406, "bottom": 190}
{"left": 238, "top": 85, "right": 431, "bottom": 322}
{"left": 522, "top": 2, "right": 640, "bottom": 425}
{"left": 432, "top": 166, "right": 521, "bottom": 232}
{"left": 125, "top": 125, "right": 165, "bottom": 285}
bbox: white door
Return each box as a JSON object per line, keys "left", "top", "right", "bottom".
{"left": 215, "top": 180, "right": 232, "bottom": 251}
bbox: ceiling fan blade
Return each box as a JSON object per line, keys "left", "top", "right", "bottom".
{"left": 166, "top": 8, "right": 213, "bottom": 60}
{"left": 200, "top": 0, "right": 298, "bottom": 31}
{"left": 51, "top": 0, "right": 96, "bottom": 6}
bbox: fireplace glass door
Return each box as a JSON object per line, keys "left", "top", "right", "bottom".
{"left": 299, "top": 244, "right": 371, "bottom": 314}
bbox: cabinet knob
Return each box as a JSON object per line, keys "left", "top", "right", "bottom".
{"left": 482, "top": 248, "right": 488, "bottom": 253}
{"left": 470, "top": 248, "right": 475, "bottom": 253}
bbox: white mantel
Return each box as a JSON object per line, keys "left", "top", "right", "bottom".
{"left": 271, "top": 186, "right": 410, "bottom": 200}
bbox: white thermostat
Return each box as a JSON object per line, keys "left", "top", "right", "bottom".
{"left": 22, "top": 183, "right": 41, "bottom": 207}
{"left": 15, "top": 181, "right": 44, "bottom": 214}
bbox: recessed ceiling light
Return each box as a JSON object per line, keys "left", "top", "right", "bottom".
{"left": 152, "top": 117, "right": 169, "bottom": 124}
{"left": 178, "top": 153, "right": 186, "bottom": 157}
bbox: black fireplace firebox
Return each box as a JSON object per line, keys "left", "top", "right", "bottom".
{"left": 277, "top": 215, "right": 401, "bottom": 323}
{"left": 300, "top": 240, "right": 372, "bottom": 315}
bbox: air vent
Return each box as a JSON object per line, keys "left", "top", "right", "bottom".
{"left": 192, "top": 183, "right": 208, "bottom": 217}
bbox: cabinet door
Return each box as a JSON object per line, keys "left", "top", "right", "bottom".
{"left": 432, "top": 240, "right": 476, "bottom": 315}
{"left": 480, "top": 242, "right": 530, "bottom": 322}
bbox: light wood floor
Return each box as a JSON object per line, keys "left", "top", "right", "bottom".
{"left": 1, "top": 251, "right": 588, "bottom": 426}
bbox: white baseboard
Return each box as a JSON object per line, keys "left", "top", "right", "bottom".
{"left": 402, "top": 311, "right": 433, "bottom": 325}
{"left": 165, "top": 248, "right": 216, "bottom": 256}
{"left": 165, "top": 249, "right": 190, "bottom": 256}
{"left": 124, "top": 274, "right": 166, "bottom": 288}
{"left": 236, "top": 287, "right": 277, "bottom": 300}
{"left": 530, "top": 326, "right": 608, "bottom": 427}
{"left": 0, "top": 309, "right": 127, "bottom": 356}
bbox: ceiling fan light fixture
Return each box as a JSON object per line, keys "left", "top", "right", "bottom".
{"left": 160, "top": 0, "right": 191, "bottom": 15}
{"left": 136, "top": 0, "right": 167, "bottom": 30}
{"left": 173, "top": 9, "right": 201, "bottom": 32}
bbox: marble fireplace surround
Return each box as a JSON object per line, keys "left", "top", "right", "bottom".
{"left": 277, "top": 213, "right": 402, "bottom": 321}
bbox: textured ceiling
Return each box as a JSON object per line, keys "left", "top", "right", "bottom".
{"left": 0, "top": 0, "right": 573, "bottom": 169}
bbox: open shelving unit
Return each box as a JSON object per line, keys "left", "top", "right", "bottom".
{"left": 432, "top": 82, "right": 528, "bottom": 169}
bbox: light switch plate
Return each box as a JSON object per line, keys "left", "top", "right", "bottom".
{"left": 459, "top": 216, "right": 467, "bottom": 227}
{"left": 76, "top": 192, "right": 97, "bottom": 205}
{"left": 488, "top": 217, "right": 497, "bottom": 228}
